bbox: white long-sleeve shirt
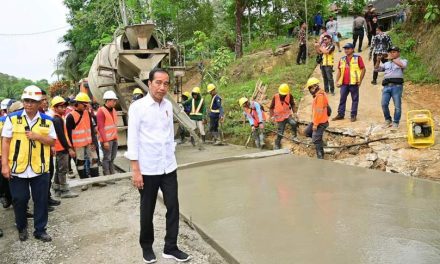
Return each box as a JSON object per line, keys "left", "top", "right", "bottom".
{"left": 125, "top": 93, "right": 177, "bottom": 175}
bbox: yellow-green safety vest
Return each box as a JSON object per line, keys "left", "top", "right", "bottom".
{"left": 338, "top": 55, "right": 362, "bottom": 85}
{"left": 8, "top": 111, "right": 52, "bottom": 175}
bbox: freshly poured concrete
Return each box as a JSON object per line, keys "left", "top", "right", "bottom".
{"left": 178, "top": 155, "right": 440, "bottom": 264}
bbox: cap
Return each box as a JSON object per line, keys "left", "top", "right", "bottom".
{"left": 343, "top": 43, "right": 355, "bottom": 49}
{"left": 388, "top": 46, "right": 401, "bottom": 52}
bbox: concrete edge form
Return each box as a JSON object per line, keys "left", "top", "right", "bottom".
{"left": 69, "top": 149, "right": 290, "bottom": 188}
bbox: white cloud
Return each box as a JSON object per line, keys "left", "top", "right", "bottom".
{"left": 0, "top": 0, "right": 69, "bottom": 82}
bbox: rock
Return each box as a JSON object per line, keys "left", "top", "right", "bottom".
{"left": 348, "top": 146, "right": 360, "bottom": 155}
{"left": 324, "top": 147, "right": 336, "bottom": 154}
{"left": 366, "top": 153, "right": 378, "bottom": 161}
{"left": 335, "top": 155, "right": 374, "bottom": 168}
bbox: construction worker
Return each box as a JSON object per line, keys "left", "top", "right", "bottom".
{"left": 40, "top": 90, "right": 61, "bottom": 209}
{"left": 375, "top": 46, "right": 408, "bottom": 129}
{"left": 304, "top": 78, "right": 330, "bottom": 159}
{"left": 239, "top": 97, "right": 266, "bottom": 148}
{"left": 51, "top": 96, "right": 78, "bottom": 199}
{"left": 270, "top": 84, "right": 297, "bottom": 150}
{"left": 333, "top": 43, "right": 366, "bottom": 122}
{"left": 1, "top": 102, "right": 25, "bottom": 211}
{"left": 66, "top": 92, "right": 100, "bottom": 181}
{"left": 315, "top": 34, "right": 336, "bottom": 95}
{"left": 97, "top": 91, "right": 119, "bottom": 176}
{"left": 132, "top": 88, "right": 144, "bottom": 102}
{"left": 178, "top": 92, "right": 191, "bottom": 143}
{"left": 184, "top": 87, "right": 206, "bottom": 144}
{"left": 1, "top": 85, "right": 56, "bottom": 242}
{"left": 369, "top": 25, "right": 393, "bottom": 85}
{"left": 207, "top": 84, "right": 224, "bottom": 144}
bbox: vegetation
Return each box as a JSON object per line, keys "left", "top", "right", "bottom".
{"left": 0, "top": 73, "right": 49, "bottom": 100}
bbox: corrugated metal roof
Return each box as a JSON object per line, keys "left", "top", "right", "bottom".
{"left": 372, "top": 0, "right": 400, "bottom": 14}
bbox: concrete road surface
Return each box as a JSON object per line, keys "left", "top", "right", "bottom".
{"left": 178, "top": 155, "right": 440, "bottom": 264}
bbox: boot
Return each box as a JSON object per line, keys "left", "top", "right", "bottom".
{"left": 254, "top": 139, "right": 261, "bottom": 148}
{"left": 59, "top": 184, "right": 79, "bottom": 198}
{"left": 202, "top": 135, "right": 206, "bottom": 143}
{"left": 190, "top": 136, "right": 195, "bottom": 146}
{"left": 316, "top": 144, "right": 325, "bottom": 159}
{"left": 52, "top": 183, "right": 61, "bottom": 197}
{"left": 212, "top": 132, "right": 219, "bottom": 144}
{"left": 259, "top": 133, "right": 265, "bottom": 149}
{"left": 274, "top": 136, "right": 282, "bottom": 150}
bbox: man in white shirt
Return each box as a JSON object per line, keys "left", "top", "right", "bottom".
{"left": 126, "top": 68, "right": 191, "bottom": 263}
{"left": 1, "top": 85, "right": 57, "bottom": 242}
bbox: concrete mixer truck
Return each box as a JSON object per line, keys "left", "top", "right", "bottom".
{"left": 86, "top": 23, "right": 200, "bottom": 147}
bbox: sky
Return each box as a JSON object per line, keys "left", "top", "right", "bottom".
{"left": 0, "top": 0, "right": 69, "bottom": 82}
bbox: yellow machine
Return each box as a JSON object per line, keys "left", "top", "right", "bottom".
{"left": 406, "top": 110, "right": 435, "bottom": 148}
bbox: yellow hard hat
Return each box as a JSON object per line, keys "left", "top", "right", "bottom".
{"left": 278, "top": 83, "right": 290, "bottom": 95}
{"left": 192, "top": 87, "right": 201, "bottom": 94}
{"left": 305, "top": 77, "right": 320, "bottom": 89}
{"left": 207, "top": 83, "right": 216, "bottom": 92}
{"left": 75, "top": 92, "right": 91, "bottom": 103}
{"left": 238, "top": 97, "right": 248, "bottom": 107}
{"left": 133, "top": 88, "right": 143, "bottom": 95}
{"left": 51, "top": 96, "right": 66, "bottom": 107}
{"left": 182, "top": 91, "right": 191, "bottom": 98}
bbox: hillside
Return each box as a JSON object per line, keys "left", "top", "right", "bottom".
{"left": 0, "top": 72, "right": 49, "bottom": 100}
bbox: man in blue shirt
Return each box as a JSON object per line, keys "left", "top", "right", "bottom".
{"left": 314, "top": 12, "right": 324, "bottom": 36}
{"left": 375, "top": 46, "right": 408, "bottom": 129}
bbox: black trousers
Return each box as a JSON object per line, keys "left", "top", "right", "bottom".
{"left": 10, "top": 173, "right": 49, "bottom": 235}
{"left": 372, "top": 53, "right": 388, "bottom": 81}
{"left": 305, "top": 122, "right": 329, "bottom": 159}
{"left": 297, "top": 44, "right": 307, "bottom": 64}
{"left": 352, "top": 29, "right": 364, "bottom": 51}
{"left": 210, "top": 115, "right": 220, "bottom": 133}
{"left": 139, "top": 170, "right": 179, "bottom": 252}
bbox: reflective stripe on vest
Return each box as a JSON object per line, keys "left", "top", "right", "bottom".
{"left": 210, "top": 94, "right": 220, "bottom": 113}
{"left": 190, "top": 98, "right": 204, "bottom": 116}
{"left": 312, "top": 90, "right": 329, "bottom": 124}
{"left": 98, "top": 106, "right": 118, "bottom": 142}
{"left": 338, "top": 55, "right": 361, "bottom": 85}
{"left": 53, "top": 113, "right": 72, "bottom": 152}
{"left": 8, "top": 112, "right": 52, "bottom": 174}
{"left": 273, "top": 94, "right": 292, "bottom": 122}
{"left": 70, "top": 110, "right": 92, "bottom": 148}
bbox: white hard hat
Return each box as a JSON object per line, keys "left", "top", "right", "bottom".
{"left": 1, "top": 99, "right": 11, "bottom": 110}
{"left": 103, "top": 90, "right": 118, "bottom": 100}
{"left": 21, "top": 85, "right": 43, "bottom": 101}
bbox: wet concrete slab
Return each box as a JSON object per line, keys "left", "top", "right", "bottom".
{"left": 113, "top": 143, "right": 261, "bottom": 172}
{"left": 178, "top": 155, "right": 440, "bottom": 264}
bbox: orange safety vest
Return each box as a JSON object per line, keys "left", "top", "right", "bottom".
{"left": 53, "top": 113, "right": 72, "bottom": 152}
{"left": 97, "top": 106, "right": 118, "bottom": 142}
{"left": 338, "top": 55, "right": 362, "bottom": 85}
{"left": 312, "top": 90, "right": 329, "bottom": 125}
{"left": 70, "top": 110, "right": 92, "bottom": 148}
{"left": 273, "top": 94, "right": 292, "bottom": 122}
{"left": 244, "top": 102, "right": 267, "bottom": 127}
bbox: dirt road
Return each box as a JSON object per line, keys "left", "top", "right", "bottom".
{"left": 297, "top": 37, "right": 407, "bottom": 137}
{"left": 0, "top": 180, "right": 227, "bottom": 264}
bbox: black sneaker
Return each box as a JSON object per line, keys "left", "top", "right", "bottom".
{"left": 371, "top": 80, "right": 377, "bottom": 85}
{"left": 48, "top": 197, "right": 61, "bottom": 206}
{"left": 351, "top": 116, "right": 357, "bottom": 122}
{"left": 143, "top": 249, "right": 157, "bottom": 263}
{"left": 18, "top": 228, "right": 28, "bottom": 241}
{"left": 34, "top": 232, "right": 52, "bottom": 242}
{"left": 2, "top": 197, "right": 12, "bottom": 208}
{"left": 162, "top": 249, "right": 191, "bottom": 262}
